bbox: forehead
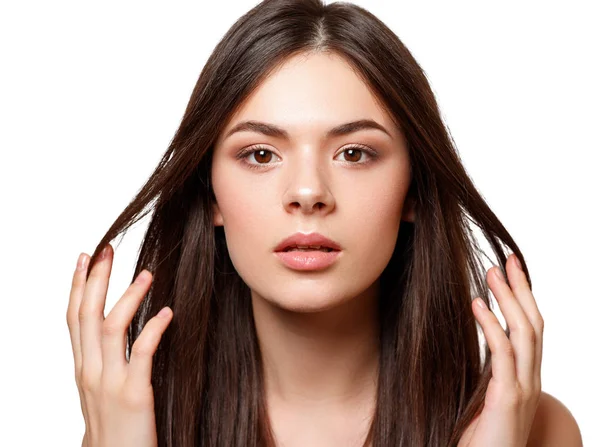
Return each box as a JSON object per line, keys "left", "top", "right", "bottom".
{"left": 218, "top": 52, "right": 401, "bottom": 143}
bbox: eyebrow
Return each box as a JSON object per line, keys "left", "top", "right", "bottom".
{"left": 223, "top": 119, "right": 393, "bottom": 141}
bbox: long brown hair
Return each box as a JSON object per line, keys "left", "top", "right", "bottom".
{"left": 84, "top": 0, "right": 531, "bottom": 445}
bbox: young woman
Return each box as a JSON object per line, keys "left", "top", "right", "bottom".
{"left": 66, "top": 0, "right": 582, "bottom": 445}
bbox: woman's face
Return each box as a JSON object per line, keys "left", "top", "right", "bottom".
{"left": 211, "top": 51, "right": 414, "bottom": 313}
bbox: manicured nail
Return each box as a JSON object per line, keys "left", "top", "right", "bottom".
{"left": 513, "top": 255, "right": 522, "bottom": 271}
{"left": 134, "top": 270, "right": 148, "bottom": 284}
{"left": 77, "top": 253, "right": 88, "bottom": 271}
{"left": 476, "top": 298, "right": 487, "bottom": 309}
{"left": 158, "top": 307, "right": 171, "bottom": 318}
{"left": 494, "top": 266, "right": 504, "bottom": 281}
{"left": 99, "top": 245, "right": 109, "bottom": 260}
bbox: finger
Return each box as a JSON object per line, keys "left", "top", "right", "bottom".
{"left": 126, "top": 306, "right": 173, "bottom": 388}
{"left": 472, "top": 296, "right": 517, "bottom": 385}
{"left": 101, "top": 269, "right": 154, "bottom": 378}
{"left": 486, "top": 265, "right": 536, "bottom": 389}
{"left": 506, "top": 253, "right": 544, "bottom": 384}
{"left": 79, "top": 244, "right": 114, "bottom": 373}
{"left": 67, "top": 252, "right": 92, "bottom": 432}
{"left": 67, "top": 253, "right": 90, "bottom": 375}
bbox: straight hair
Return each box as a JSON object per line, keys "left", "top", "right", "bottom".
{"left": 85, "top": 0, "right": 531, "bottom": 445}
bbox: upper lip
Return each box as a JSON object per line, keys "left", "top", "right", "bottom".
{"left": 274, "top": 232, "right": 342, "bottom": 252}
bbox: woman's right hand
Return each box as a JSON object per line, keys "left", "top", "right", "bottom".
{"left": 66, "top": 243, "right": 173, "bottom": 447}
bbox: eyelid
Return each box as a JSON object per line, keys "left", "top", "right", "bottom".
{"left": 235, "top": 143, "right": 379, "bottom": 170}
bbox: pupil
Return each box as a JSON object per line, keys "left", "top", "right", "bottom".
{"left": 255, "top": 150, "right": 271, "bottom": 163}
{"left": 345, "top": 149, "right": 361, "bottom": 162}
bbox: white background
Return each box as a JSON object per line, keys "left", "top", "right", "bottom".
{"left": 1, "top": 0, "right": 597, "bottom": 445}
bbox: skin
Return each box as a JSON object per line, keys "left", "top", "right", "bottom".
{"left": 211, "top": 51, "right": 415, "bottom": 445}
{"left": 210, "top": 51, "right": 583, "bottom": 446}
{"left": 458, "top": 258, "right": 582, "bottom": 447}
{"left": 67, "top": 51, "right": 582, "bottom": 446}
{"left": 67, "top": 246, "right": 172, "bottom": 447}
{"left": 67, "top": 248, "right": 583, "bottom": 446}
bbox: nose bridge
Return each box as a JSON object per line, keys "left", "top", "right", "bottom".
{"left": 291, "top": 142, "right": 325, "bottom": 181}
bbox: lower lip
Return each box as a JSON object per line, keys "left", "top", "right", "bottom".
{"left": 274, "top": 250, "right": 341, "bottom": 271}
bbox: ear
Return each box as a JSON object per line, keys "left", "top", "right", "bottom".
{"left": 401, "top": 196, "right": 416, "bottom": 222}
{"left": 212, "top": 200, "right": 224, "bottom": 227}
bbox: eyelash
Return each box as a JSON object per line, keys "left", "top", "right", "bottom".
{"left": 235, "top": 144, "right": 380, "bottom": 171}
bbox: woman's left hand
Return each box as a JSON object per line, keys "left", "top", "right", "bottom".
{"left": 458, "top": 253, "right": 544, "bottom": 447}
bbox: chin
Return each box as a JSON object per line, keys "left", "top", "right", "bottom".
{"left": 253, "top": 287, "right": 353, "bottom": 314}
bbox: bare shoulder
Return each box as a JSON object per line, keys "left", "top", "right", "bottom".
{"left": 527, "top": 391, "right": 583, "bottom": 447}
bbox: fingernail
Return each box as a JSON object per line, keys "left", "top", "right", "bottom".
{"left": 77, "top": 253, "right": 88, "bottom": 271}
{"left": 135, "top": 270, "right": 149, "bottom": 284}
{"left": 158, "top": 307, "right": 171, "bottom": 318}
{"left": 513, "top": 255, "right": 522, "bottom": 271}
{"left": 99, "top": 245, "right": 109, "bottom": 260}
{"left": 476, "top": 297, "right": 487, "bottom": 309}
{"left": 494, "top": 266, "right": 504, "bottom": 281}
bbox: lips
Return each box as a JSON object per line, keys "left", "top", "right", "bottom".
{"left": 274, "top": 249, "right": 341, "bottom": 271}
{"left": 274, "top": 232, "right": 342, "bottom": 252}
{"left": 283, "top": 245, "right": 333, "bottom": 252}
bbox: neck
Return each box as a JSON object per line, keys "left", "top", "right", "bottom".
{"left": 251, "top": 280, "right": 380, "bottom": 409}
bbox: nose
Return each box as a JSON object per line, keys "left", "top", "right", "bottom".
{"left": 283, "top": 165, "right": 335, "bottom": 215}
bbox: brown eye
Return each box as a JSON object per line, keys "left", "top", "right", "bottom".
{"left": 253, "top": 149, "right": 273, "bottom": 164}
{"left": 342, "top": 148, "right": 362, "bottom": 163}
{"left": 237, "top": 144, "right": 378, "bottom": 171}
{"left": 236, "top": 145, "right": 280, "bottom": 170}
{"left": 335, "top": 144, "right": 379, "bottom": 166}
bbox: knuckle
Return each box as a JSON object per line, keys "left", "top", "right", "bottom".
{"left": 79, "top": 372, "right": 98, "bottom": 395}
{"left": 66, "top": 311, "right": 76, "bottom": 329}
{"left": 98, "top": 377, "right": 119, "bottom": 399}
{"left": 78, "top": 305, "right": 93, "bottom": 323}
{"left": 500, "top": 340, "right": 514, "bottom": 357}
{"left": 537, "top": 317, "right": 545, "bottom": 333}
{"left": 121, "top": 380, "right": 155, "bottom": 410}
{"left": 130, "top": 318, "right": 165, "bottom": 359}
{"left": 503, "top": 390, "right": 522, "bottom": 408}
{"left": 131, "top": 319, "right": 158, "bottom": 357}
{"left": 520, "top": 384, "right": 534, "bottom": 401}
{"left": 102, "top": 318, "right": 123, "bottom": 337}
{"left": 131, "top": 339, "right": 154, "bottom": 358}
{"left": 520, "top": 324, "right": 536, "bottom": 343}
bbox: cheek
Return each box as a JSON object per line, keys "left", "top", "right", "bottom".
{"left": 212, "top": 160, "right": 271, "bottom": 229}
{"left": 213, "top": 183, "right": 277, "bottom": 277}
{"left": 343, "top": 157, "right": 409, "bottom": 274}
{"left": 344, "top": 187, "right": 404, "bottom": 277}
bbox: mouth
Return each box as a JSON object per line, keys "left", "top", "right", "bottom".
{"left": 274, "top": 232, "right": 342, "bottom": 253}
{"left": 274, "top": 246, "right": 342, "bottom": 271}
{"left": 282, "top": 245, "right": 336, "bottom": 253}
